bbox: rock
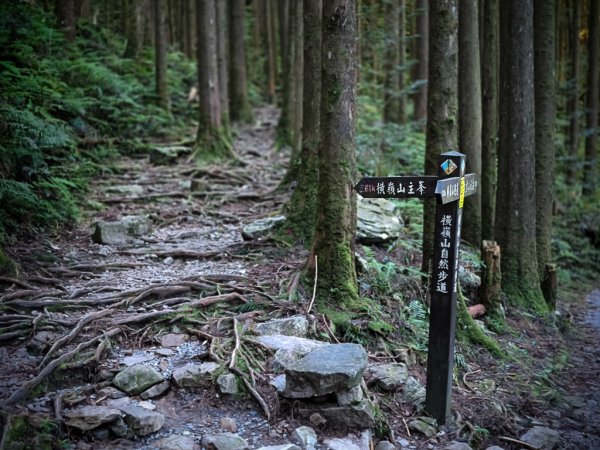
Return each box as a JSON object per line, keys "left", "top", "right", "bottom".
{"left": 119, "top": 404, "right": 165, "bottom": 436}
{"left": 105, "top": 397, "right": 133, "bottom": 408}
{"left": 291, "top": 426, "right": 318, "bottom": 449}
{"left": 397, "top": 376, "right": 426, "bottom": 407}
{"left": 150, "top": 146, "right": 190, "bottom": 165}
{"left": 138, "top": 400, "right": 156, "bottom": 410}
{"left": 161, "top": 333, "right": 188, "bottom": 347}
{"left": 483, "top": 447, "right": 504, "bottom": 450}
{"left": 241, "top": 216, "right": 286, "bottom": 240}
{"left": 324, "top": 432, "right": 372, "bottom": 450}
{"left": 97, "top": 386, "right": 127, "bottom": 400}
{"left": 375, "top": 441, "right": 397, "bottom": 450}
{"left": 92, "top": 215, "right": 151, "bottom": 245}
{"left": 153, "top": 434, "right": 200, "bottom": 450}
{"left": 255, "top": 315, "right": 309, "bottom": 337}
{"left": 270, "top": 374, "right": 286, "bottom": 393}
{"left": 458, "top": 265, "right": 481, "bottom": 290}
{"left": 356, "top": 197, "right": 403, "bottom": 244}
{"left": 519, "top": 426, "right": 560, "bottom": 450}
{"left": 309, "top": 412, "right": 327, "bottom": 427}
{"left": 109, "top": 417, "right": 128, "bottom": 437}
{"left": 113, "top": 364, "right": 163, "bottom": 395}
{"left": 443, "top": 442, "right": 473, "bottom": 450}
{"left": 256, "top": 445, "right": 301, "bottom": 450}
{"left": 140, "top": 380, "right": 171, "bottom": 399}
{"left": 155, "top": 348, "right": 176, "bottom": 357}
{"left": 201, "top": 432, "right": 249, "bottom": 450}
{"left": 255, "top": 335, "right": 327, "bottom": 353}
{"left": 300, "top": 400, "right": 376, "bottom": 429}
{"left": 367, "top": 363, "right": 409, "bottom": 391}
{"left": 217, "top": 373, "right": 239, "bottom": 395}
{"left": 172, "top": 362, "right": 221, "bottom": 388}
{"left": 106, "top": 184, "right": 144, "bottom": 195}
{"left": 26, "top": 331, "right": 58, "bottom": 355}
{"left": 336, "top": 385, "right": 365, "bottom": 406}
{"left": 63, "top": 406, "right": 122, "bottom": 432}
{"left": 283, "top": 343, "right": 368, "bottom": 398}
{"left": 220, "top": 417, "right": 238, "bottom": 433}
{"left": 408, "top": 417, "right": 437, "bottom": 438}
{"left": 121, "top": 354, "right": 155, "bottom": 366}
{"left": 92, "top": 427, "right": 111, "bottom": 440}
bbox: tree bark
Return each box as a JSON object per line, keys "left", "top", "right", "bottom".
{"left": 398, "top": 0, "right": 406, "bottom": 123}
{"left": 566, "top": 0, "right": 580, "bottom": 185}
{"left": 496, "top": 0, "right": 545, "bottom": 311}
{"left": 480, "top": 240, "right": 501, "bottom": 313}
{"left": 184, "top": 0, "right": 195, "bottom": 59}
{"left": 384, "top": 0, "right": 401, "bottom": 124}
{"left": 458, "top": 0, "right": 482, "bottom": 248}
{"left": 412, "top": 0, "right": 428, "bottom": 125}
{"left": 216, "top": 0, "right": 230, "bottom": 127}
{"left": 583, "top": 0, "right": 599, "bottom": 197}
{"left": 281, "top": 0, "right": 321, "bottom": 245}
{"left": 534, "top": 0, "right": 556, "bottom": 293}
{"left": 229, "top": 0, "right": 253, "bottom": 122}
{"left": 422, "top": 0, "right": 458, "bottom": 277}
{"left": 153, "top": 0, "right": 169, "bottom": 110}
{"left": 313, "top": 0, "right": 359, "bottom": 311}
{"left": 276, "top": 0, "right": 292, "bottom": 146}
{"left": 480, "top": 0, "right": 498, "bottom": 242}
{"left": 56, "top": 0, "right": 76, "bottom": 42}
{"left": 290, "top": 0, "right": 303, "bottom": 158}
{"left": 260, "top": 0, "right": 277, "bottom": 103}
{"left": 124, "top": 0, "right": 145, "bottom": 59}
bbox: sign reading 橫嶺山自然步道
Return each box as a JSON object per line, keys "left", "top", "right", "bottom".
{"left": 354, "top": 151, "right": 478, "bottom": 426}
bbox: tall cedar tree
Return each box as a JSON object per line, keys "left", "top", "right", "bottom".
{"left": 534, "top": 0, "right": 556, "bottom": 302}
{"left": 194, "top": 0, "right": 232, "bottom": 161}
{"left": 280, "top": 0, "right": 321, "bottom": 245}
{"left": 229, "top": 0, "right": 253, "bottom": 122}
{"left": 313, "top": 0, "right": 360, "bottom": 312}
{"left": 422, "top": 0, "right": 458, "bottom": 277}
{"left": 458, "top": 0, "right": 482, "bottom": 247}
{"left": 259, "top": 0, "right": 277, "bottom": 103}
{"left": 216, "top": 0, "right": 230, "bottom": 128}
{"left": 566, "top": 0, "right": 580, "bottom": 185}
{"left": 413, "top": 0, "right": 428, "bottom": 124}
{"left": 153, "top": 0, "right": 168, "bottom": 110}
{"left": 583, "top": 0, "right": 599, "bottom": 197}
{"left": 383, "top": 0, "right": 401, "bottom": 123}
{"left": 55, "top": 0, "right": 76, "bottom": 42}
{"left": 496, "top": 0, "right": 546, "bottom": 311}
{"left": 480, "top": 0, "right": 498, "bottom": 241}
{"left": 124, "top": 0, "right": 145, "bottom": 59}
{"left": 277, "top": 0, "right": 291, "bottom": 146}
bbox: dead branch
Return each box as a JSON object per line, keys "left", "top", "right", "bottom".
{"left": 115, "top": 310, "right": 175, "bottom": 325}
{"left": 0, "top": 330, "right": 29, "bottom": 341}
{"left": 499, "top": 436, "right": 540, "bottom": 450}
{"left": 1, "top": 289, "right": 59, "bottom": 302}
{"left": 126, "top": 285, "right": 191, "bottom": 307}
{"left": 5, "top": 328, "right": 122, "bottom": 406}
{"left": 102, "top": 191, "right": 187, "bottom": 204}
{"left": 230, "top": 366, "right": 271, "bottom": 420}
{"left": 0, "top": 277, "right": 35, "bottom": 289}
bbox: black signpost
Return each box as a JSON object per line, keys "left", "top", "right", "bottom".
{"left": 354, "top": 151, "right": 478, "bottom": 426}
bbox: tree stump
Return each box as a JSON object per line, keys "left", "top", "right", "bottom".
{"left": 480, "top": 240, "right": 501, "bottom": 312}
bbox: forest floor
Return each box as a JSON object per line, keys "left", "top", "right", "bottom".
{"left": 1, "top": 106, "right": 599, "bottom": 450}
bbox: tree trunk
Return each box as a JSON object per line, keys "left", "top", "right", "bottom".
{"left": 290, "top": 0, "right": 304, "bottom": 158}
{"left": 480, "top": 240, "right": 501, "bottom": 313}
{"left": 458, "top": 0, "right": 482, "bottom": 248}
{"left": 56, "top": 0, "right": 76, "bottom": 42}
{"left": 260, "top": 0, "right": 277, "bottom": 103}
{"left": 229, "top": 0, "right": 253, "bottom": 122}
{"left": 281, "top": 0, "right": 321, "bottom": 245}
{"left": 312, "top": 0, "right": 359, "bottom": 312}
{"left": 195, "top": 0, "right": 232, "bottom": 161}
{"left": 398, "top": 0, "right": 406, "bottom": 123}
{"left": 184, "top": 0, "right": 194, "bottom": 58}
{"left": 480, "top": 0, "right": 498, "bottom": 242}
{"left": 384, "top": 0, "right": 401, "bottom": 124}
{"left": 496, "top": 0, "right": 545, "bottom": 311}
{"left": 153, "top": 0, "right": 169, "bottom": 110}
{"left": 124, "top": 0, "right": 145, "bottom": 59}
{"left": 421, "top": 0, "right": 458, "bottom": 277}
{"left": 583, "top": 0, "right": 599, "bottom": 197}
{"left": 412, "top": 0, "right": 428, "bottom": 125}
{"left": 566, "top": 0, "right": 580, "bottom": 185}
{"left": 534, "top": 0, "right": 556, "bottom": 295}
{"left": 216, "top": 0, "right": 230, "bottom": 127}
{"left": 276, "top": 0, "right": 291, "bottom": 146}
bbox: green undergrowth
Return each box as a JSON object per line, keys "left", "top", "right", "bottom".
{"left": 0, "top": 2, "right": 196, "bottom": 242}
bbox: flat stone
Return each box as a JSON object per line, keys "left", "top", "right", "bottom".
{"left": 63, "top": 405, "right": 122, "bottom": 432}
{"left": 113, "top": 364, "right": 163, "bottom": 395}
{"left": 154, "top": 348, "right": 176, "bottom": 357}
{"left": 270, "top": 374, "right": 286, "bottom": 393}
{"left": 119, "top": 404, "right": 165, "bottom": 436}
{"left": 241, "top": 216, "right": 286, "bottom": 240}
{"left": 367, "top": 363, "right": 409, "bottom": 391}
{"left": 150, "top": 146, "right": 191, "bottom": 165}
{"left": 324, "top": 432, "right": 371, "bottom": 450}
{"left": 106, "top": 184, "right": 144, "bottom": 195}
{"left": 519, "top": 426, "right": 560, "bottom": 450}
{"left": 172, "top": 362, "right": 221, "bottom": 388}
{"left": 255, "top": 335, "right": 327, "bottom": 353}
{"left": 357, "top": 197, "right": 403, "bottom": 244}
{"left": 283, "top": 344, "right": 367, "bottom": 398}
{"left": 140, "top": 380, "right": 171, "bottom": 399}
{"left": 201, "top": 432, "right": 249, "bottom": 450}
{"left": 121, "top": 354, "right": 155, "bottom": 366}
{"left": 161, "top": 333, "right": 188, "bottom": 347}
{"left": 255, "top": 315, "right": 309, "bottom": 338}
{"left": 375, "top": 441, "right": 397, "bottom": 450}
{"left": 92, "top": 215, "right": 151, "bottom": 245}
{"left": 408, "top": 417, "right": 437, "bottom": 438}
{"left": 256, "top": 445, "right": 301, "bottom": 450}
{"left": 336, "top": 385, "right": 365, "bottom": 406}
{"left": 97, "top": 386, "right": 127, "bottom": 400}
{"left": 443, "top": 442, "right": 473, "bottom": 450}
{"left": 483, "top": 447, "right": 504, "bottom": 450}
{"left": 153, "top": 434, "right": 200, "bottom": 450}
{"left": 291, "top": 426, "right": 318, "bottom": 448}
{"left": 300, "top": 400, "right": 376, "bottom": 429}
{"left": 217, "top": 373, "right": 239, "bottom": 395}
{"left": 105, "top": 397, "right": 132, "bottom": 408}
{"left": 138, "top": 400, "right": 156, "bottom": 410}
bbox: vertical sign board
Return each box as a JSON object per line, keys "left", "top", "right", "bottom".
{"left": 354, "top": 151, "right": 478, "bottom": 426}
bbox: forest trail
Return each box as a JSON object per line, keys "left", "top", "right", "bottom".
{"left": 1, "top": 107, "right": 600, "bottom": 450}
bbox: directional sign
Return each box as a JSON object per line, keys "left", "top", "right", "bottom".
{"left": 354, "top": 150, "right": 479, "bottom": 426}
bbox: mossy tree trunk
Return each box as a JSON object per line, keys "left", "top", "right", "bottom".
{"left": 566, "top": 0, "right": 580, "bottom": 185}
{"left": 480, "top": 0, "right": 498, "bottom": 242}
{"left": 458, "top": 0, "right": 482, "bottom": 248}
{"left": 412, "top": 0, "right": 428, "bottom": 125}
{"left": 496, "top": 0, "right": 546, "bottom": 312}
{"left": 421, "top": 0, "right": 458, "bottom": 277}
{"left": 534, "top": 0, "right": 556, "bottom": 298}
{"left": 280, "top": 0, "right": 321, "bottom": 245}
{"left": 312, "top": 0, "right": 360, "bottom": 313}
{"left": 583, "top": 0, "right": 599, "bottom": 197}
{"left": 153, "top": 0, "right": 169, "bottom": 110}
{"left": 194, "top": 0, "right": 233, "bottom": 162}
{"left": 229, "top": 0, "right": 253, "bottom": 123}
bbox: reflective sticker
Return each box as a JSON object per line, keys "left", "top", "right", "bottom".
{"left": 459, "top": 177, "right": 465, "bottom": 208}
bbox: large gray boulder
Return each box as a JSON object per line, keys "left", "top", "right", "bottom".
{"left": 283, "top": 343, "right": 367, "bottom": 398}
{"left": 255, "top": 315, "right": 309, "bottom": 337}
{"left": 519, "top": 426, "right": 560, "bottom": 450}
{"left": 119, "top": 404, "right": 165, "bottom": 436}
{"left": 256, "top": 335, "right": 328, "bottom": 371}
{"left": 63, "top": 406, "right": 121, "bottom": 432}
{"left": 357, "top": 197, "right": 403, "bottom": 244}
{"left": 113, "top": 364, "right": 163, "bottom": 395}
{"left": 92, "top": 215, "right": 151, "bottom": 245}
{"left": 201, "top": 432, "right": 249, "bottom": 450}
{"left": 172, "top": 362, "right": 221, "bottom": 388}
{"left": 300, "top": 400, "right": 376, "bottom": 429}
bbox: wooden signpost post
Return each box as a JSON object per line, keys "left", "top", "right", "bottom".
{"left": 354, "top": 151, "right": 479, "bottom": 425}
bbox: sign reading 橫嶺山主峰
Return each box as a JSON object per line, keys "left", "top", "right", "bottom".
{"left": 353, "top": 151, "right": 479, "bottom": 427}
